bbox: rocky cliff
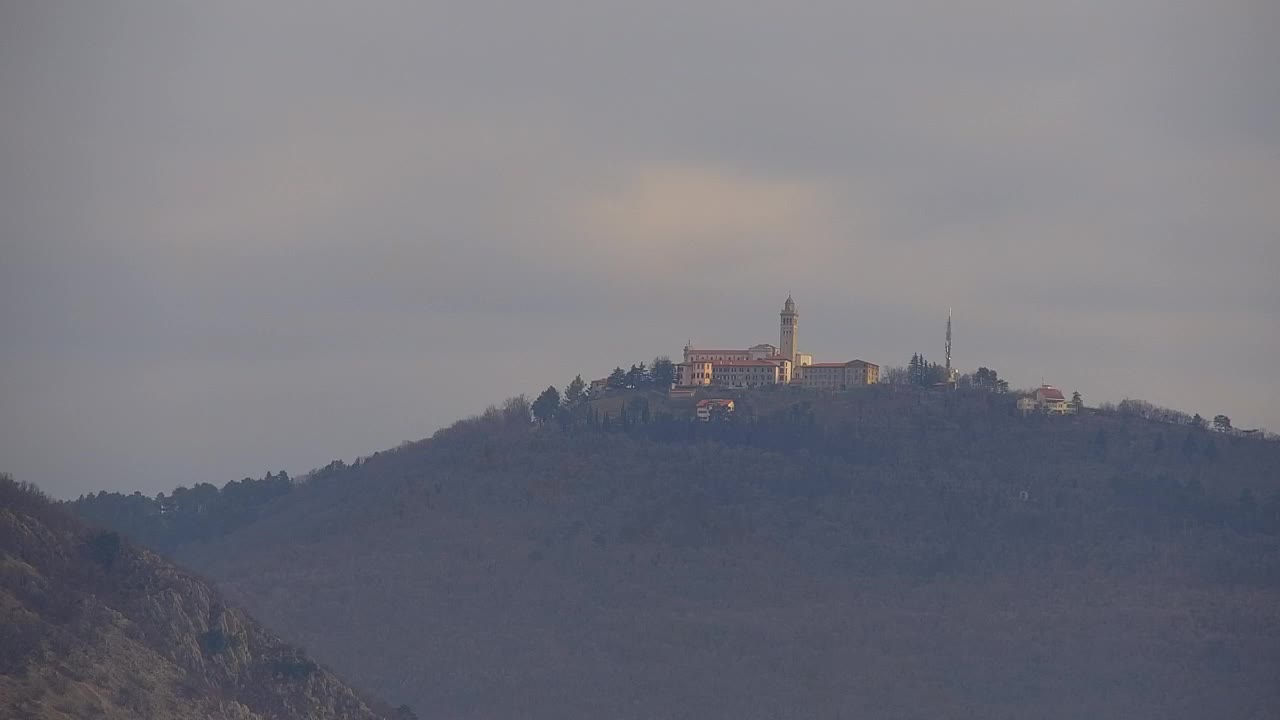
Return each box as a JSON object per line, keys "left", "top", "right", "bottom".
{"left": 0, "top": 475, "right": 406, "bottom": 720}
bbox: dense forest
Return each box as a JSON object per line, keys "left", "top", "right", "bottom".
{"left": 75, "top": 387, "right": 1280, "bottom": 558}
{"left": 0, "top": 475, "right": 413, "bottom": 720}
{"left": 71, "top": 471, "right": 296, "bottom": 554}
{"left": 69, "top": 385, "right": 1280, "bottom": 719}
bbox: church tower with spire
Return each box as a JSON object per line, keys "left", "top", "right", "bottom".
{"left": 779, "top": 294, "right": 798, "bottom": 364}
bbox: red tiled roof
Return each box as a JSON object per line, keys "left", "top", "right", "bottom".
{"left": 805, "top": 362, "right": 850, "bottom": 368}
{"left": 687, "top": 349, "right": 749, "bottom": 354}
{"left": 1037, "top": 386, "right": 1066, "bottom": 400}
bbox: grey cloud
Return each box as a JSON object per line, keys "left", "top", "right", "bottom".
{"left": 1, "top": 1, "right": 1276, "bottom": 497}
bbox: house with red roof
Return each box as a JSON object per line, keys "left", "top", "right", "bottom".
{"left": 1024, "top": 385, "right": 1074, "bottom": 415}
{"left": 695, "top": 398, "right": 735, "bottom": 421}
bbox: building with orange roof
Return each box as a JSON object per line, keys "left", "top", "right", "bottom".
{"left": 695, "top": 398, "right": 735, "bottom": 421}
{"left": 1019, "top": 385, "right": 1075, "bottom": 415}
{"left": 672, "top": 295, "right": 875, "bottom": 390}
{"left": 1033, "top": 385, "right": 1073, "bottom": 414}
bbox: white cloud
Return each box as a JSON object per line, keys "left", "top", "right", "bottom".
{"left": 562, "top": 165, "right": 851, "bottom": 281}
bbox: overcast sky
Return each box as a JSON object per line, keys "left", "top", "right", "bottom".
{"left": 2, "top": 1, "right": 1277, "bottom": 499}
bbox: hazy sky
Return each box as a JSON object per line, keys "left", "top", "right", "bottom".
{"left": 2, "top": 2, "right": 1277, "bottom": 499}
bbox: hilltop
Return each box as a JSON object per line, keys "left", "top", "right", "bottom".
{"left": 0, "top": 476, "right": 411, "bottom": 720}
{"left": 72, "top": 386, "right": 1280, "bottom": 719}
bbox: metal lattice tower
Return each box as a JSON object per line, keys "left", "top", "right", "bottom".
{"left": 945, "top": 308, "right": 953, "bottom": 375}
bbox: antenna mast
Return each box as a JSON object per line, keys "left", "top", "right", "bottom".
{"left": 945, "top": 308, "right": 952, "bottom": 375}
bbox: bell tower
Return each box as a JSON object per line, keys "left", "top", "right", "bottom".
{"left": 779, "top": 294, "right": 798, "bottom": 363}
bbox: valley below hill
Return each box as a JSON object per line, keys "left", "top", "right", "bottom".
{"left": 75, "top": 388, "right": 1280, "bottom": 719}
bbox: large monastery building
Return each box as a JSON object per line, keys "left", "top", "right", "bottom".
{"left": 676, "top": 296, "right": 878, "bottom": 390}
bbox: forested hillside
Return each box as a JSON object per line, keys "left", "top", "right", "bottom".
{"left": 0, "top": 476, "right": 410, "bottom": 720}
{"left": 72, "top": 471, "right": 296, "bottom": 554}
{"left": 74, "top": 387, "right": 1280, "bottom": 719}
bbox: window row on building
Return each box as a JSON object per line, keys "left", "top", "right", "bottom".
{"left": 676, "top": 356, "right": 878, "bottom": 389}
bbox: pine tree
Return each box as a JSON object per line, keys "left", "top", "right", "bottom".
{"left": 606, "top": 367, "right": 626, "bottom": 389}
{"left": 652, "top": 357, "right": 676, "bottom": 387}
{"left": 563, "top": 375, "right": 586, "bottom": 407}
{"left": 974, "top": 367, "right": 993, "bottom": 389}
{"left": 531, "top": 386, "right": 561, "bottom": 423}
{"left": 925, "top": 361, "right": 945, "bottom": 386}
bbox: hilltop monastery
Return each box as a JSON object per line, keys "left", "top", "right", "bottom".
{"left": 676, "top": 295, "right": 879, "bottom": 390}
